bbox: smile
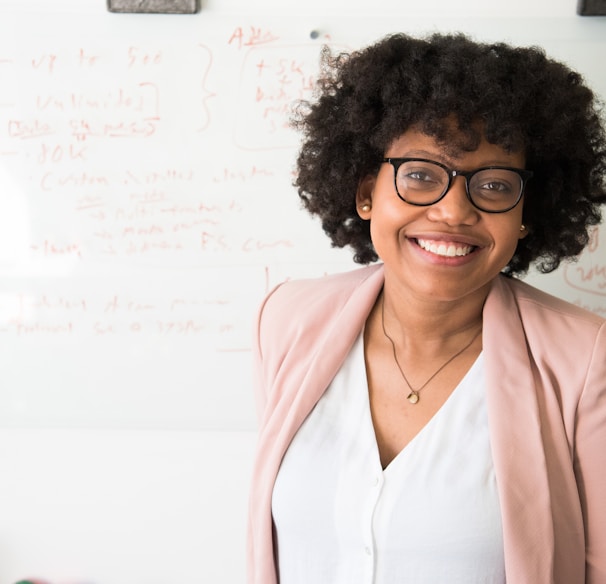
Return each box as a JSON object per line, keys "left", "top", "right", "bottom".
{"left": 416, "top": 238, "right": 476, "bottom": 257}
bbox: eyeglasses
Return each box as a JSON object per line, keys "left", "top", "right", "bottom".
{"left": 382, "top": 157, "right": 533, "bottom": 213}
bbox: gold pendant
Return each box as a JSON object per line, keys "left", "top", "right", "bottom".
{"left": 407, "top": 392, "right": 419, "bottom": 404}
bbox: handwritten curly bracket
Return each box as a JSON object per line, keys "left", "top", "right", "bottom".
{"left": 107, "top": 0, "right": 200, "bottom": 14}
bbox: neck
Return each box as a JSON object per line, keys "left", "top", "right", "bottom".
{"left": 377, "top": 274, "right": 488, "bottom": 350}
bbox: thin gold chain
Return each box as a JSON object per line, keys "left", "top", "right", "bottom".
{"left": 380, "top": 295, "right": 482, "bottom": 404}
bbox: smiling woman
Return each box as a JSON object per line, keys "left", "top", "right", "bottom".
{"left": 248, "top": 32, "right": 606, "bottom": 584}
{"left": 355, "top": 128, "right": 529, "bottom": 305}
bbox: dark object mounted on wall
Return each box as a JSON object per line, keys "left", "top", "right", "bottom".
{"left": 577, "top": 0, "right": 606, "bottom": 15}
{"left": 108, "top": 0, "right": 200, "bottom": 13}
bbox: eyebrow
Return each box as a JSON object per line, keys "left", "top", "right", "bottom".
{"left": 392, "top": 150, "right": 523, "bottom": 169}
{"left": 401, "top": 150, "right": 452, "bottom": 164}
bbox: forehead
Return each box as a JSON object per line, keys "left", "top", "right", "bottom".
{"left": 386, "top": 126, "right": 526, "bottom": 168}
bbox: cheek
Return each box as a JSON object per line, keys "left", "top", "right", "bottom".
{"left": 367, "top": 209, "right": 403, "bottom": 259}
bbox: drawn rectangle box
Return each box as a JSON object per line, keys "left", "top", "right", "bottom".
{"left": 108, "top": 0, "right": 200, "bottom": 13}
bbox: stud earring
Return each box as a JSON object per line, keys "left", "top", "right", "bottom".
{"left": 360, "top": 204, "right": 371, "bottom": 212}
{"left": 520, "top": 224, "right": 526, "bottom": 232}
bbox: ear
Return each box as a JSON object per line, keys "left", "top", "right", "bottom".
{"left": 355, "top": 175, "right": 376, "bottom": 220}
{"left": 518, "top": 223, "right": 530, "bottom": 240}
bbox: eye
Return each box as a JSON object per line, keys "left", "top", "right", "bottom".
{"left": 479, "top": 180, "right": 512, "bottom": 193}
{"left": 406, "top": 170, "right": 437, "bottom": 182}
{"left": 398, "top": 163, "right": 445, "bottom": 190}
{"left": 471, "top": 169, "right": 521, "bottom": 199}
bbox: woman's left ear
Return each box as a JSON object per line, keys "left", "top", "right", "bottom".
{"left": 519, "top": 223, "right": 529, "bottom": 239}
{"left": 356, "top": 175, "right": 376, "bottom": 219}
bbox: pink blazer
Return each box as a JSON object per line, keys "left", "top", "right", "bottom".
{"left": 248, "top": 264, "right": 606, "bottom": 583}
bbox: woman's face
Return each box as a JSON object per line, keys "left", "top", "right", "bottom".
{"left": 356, "top": 127, "right": 528, "bottom": 304}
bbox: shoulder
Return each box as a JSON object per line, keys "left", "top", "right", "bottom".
{"left": 500, "top": 276, "right": 605, "bottom": 329}
{"left": 494, "top": 276, "right": 606, "bottom": 371}
{"left": 488, "top": 277, "right": 606, "bottom": 418}
{"left": 259, "top": 264, "right": 383, "bottom": 328}
{"left": 253, "top": 264, "right": 383, "bottom": 370}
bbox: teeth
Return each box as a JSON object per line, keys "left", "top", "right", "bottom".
{"left": 417, "top": 238, "right": 474, "bottom": 257}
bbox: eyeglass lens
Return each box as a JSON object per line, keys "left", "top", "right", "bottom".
{"left": 395, "top": 160, "right": 523, "bottom": 212}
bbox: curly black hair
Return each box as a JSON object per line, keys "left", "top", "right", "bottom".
{"left": 292, "top": 32, "right": 606, "bottom": 275}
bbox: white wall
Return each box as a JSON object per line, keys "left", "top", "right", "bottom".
{"left": 0, "top": 1, "right": 604, "bottom": 582}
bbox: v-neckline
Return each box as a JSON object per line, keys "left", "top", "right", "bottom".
{"left": 360, "top": 344, "right": 484, "bottom": 473}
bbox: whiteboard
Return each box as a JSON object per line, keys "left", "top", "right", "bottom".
{"left": 0, "top": 8, "right": 604, "bottom": 430}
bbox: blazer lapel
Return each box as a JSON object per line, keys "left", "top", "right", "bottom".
{"left": 272, "top": 264, "right": 385, "bottom": 453}
{"left": 484, "top": 276, "right": 555, "bottom": 582}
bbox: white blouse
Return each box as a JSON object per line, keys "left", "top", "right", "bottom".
{"left": 272, "top": 332, "right": 505, "bottom": 584}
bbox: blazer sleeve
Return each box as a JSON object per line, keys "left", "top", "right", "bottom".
{"left": 574, "top": 320, "right": 606, "bottom": 582}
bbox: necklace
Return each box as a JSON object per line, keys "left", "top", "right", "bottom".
{"left": 380, "top": 295, "right": 482, "bottom": 405}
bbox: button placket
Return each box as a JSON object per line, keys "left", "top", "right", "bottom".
{"left": 360, "top": 470, "right": 383, "bottom": 582}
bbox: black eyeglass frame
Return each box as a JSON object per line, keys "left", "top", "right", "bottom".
{"left": 382, "top": 157, "right": 534, "bottom": 214}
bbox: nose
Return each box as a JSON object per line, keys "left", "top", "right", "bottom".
{"left": 425, "top": 176, "right": 480, "bottom": 226}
